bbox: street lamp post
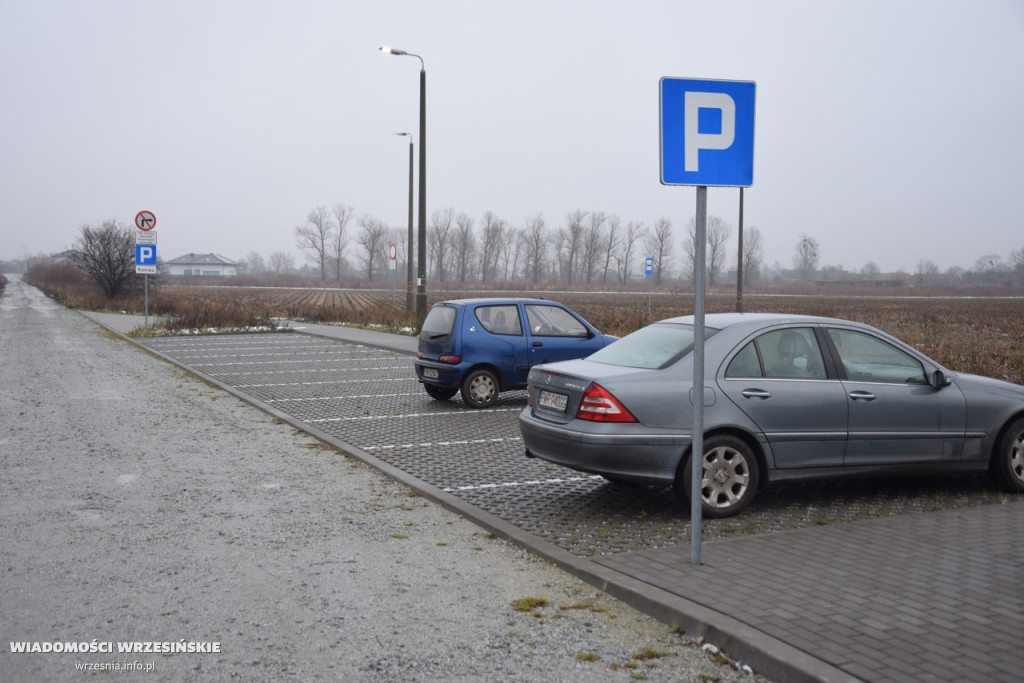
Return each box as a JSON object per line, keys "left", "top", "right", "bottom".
{"left": 395, "top": 132, "right": 414, "bottom": 312}
{"left": 380, "top": 45, "right": 427, "bottom": 323}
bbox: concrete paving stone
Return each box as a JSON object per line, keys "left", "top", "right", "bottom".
{"left": 85, "top": 313, "right": 1024, "bottom": 683}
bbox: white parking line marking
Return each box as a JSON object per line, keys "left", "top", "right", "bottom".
{"left": 361, "top": 436, "right": 521, "bottom": 450}
{"left": 236, "top": 378, "right": 419, "bottom": 388}
{"left": 311, "top": 408, "right": 520, "bottom": 424}
{"left": 268, "top": 392, "right": 423, "bottom": 403}
{"left": 443, "top": 475, "right": 603, "bottom": 492}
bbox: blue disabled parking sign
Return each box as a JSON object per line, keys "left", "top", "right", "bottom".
{"left": 660, "top": 77, "right": 756, "bottom": 187}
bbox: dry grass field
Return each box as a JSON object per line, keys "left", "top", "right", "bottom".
{"left": 119, "top": 284, "right": 1024, "bottom": 386}
{"left": 23, "top": 263, "right": 1024, "bottom": 385}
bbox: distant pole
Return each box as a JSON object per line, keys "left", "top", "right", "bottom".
{"left": 395, "top": 132, "right": 414, "bottom": 312}
{"left": 416, "top": 63, "right": 427, "bottom": 323}
{"left": 379, "top": 45, "right": 427, "bottom": 323}
{"left": 407, "top": 136, "right": 414, "bottom": 313}
{"left": 736, "top": 187, "right": 744, "bottom": 312}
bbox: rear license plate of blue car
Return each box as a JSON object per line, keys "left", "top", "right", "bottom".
{"left": 538, "top": 390, "right": 568, "bottom": 413}
{"left": 423, "top": 368, "right": 439, "bottom": 379}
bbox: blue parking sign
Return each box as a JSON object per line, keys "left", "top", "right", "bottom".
{"left": 660, "top": 78, "right": 756, "bottom": 187}
{"left": 135, "top": 244, "right": 157, "bottom": 266}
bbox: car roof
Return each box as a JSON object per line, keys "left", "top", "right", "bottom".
{"left": 661, "top": 312, "right": 857, "bottom": 331}
{"left": 433, "top": 297, "right": 556, "bottom": 307}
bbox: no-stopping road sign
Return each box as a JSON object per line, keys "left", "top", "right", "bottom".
{"left": 135, "top": 210, "right": 157, "bottom": 231}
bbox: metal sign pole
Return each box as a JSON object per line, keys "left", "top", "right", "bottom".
{"left": 144, "top": 274, "right": 149, "bottom": 331}
{"left": 690, "top": 186, "right": 708, "bottom": 566}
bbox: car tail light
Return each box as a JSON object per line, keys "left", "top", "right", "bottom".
{"left": 576, "top": 383, "right": 637, "bottom": 423}
{"left": 439, "top": 355, "right": 462, "bottom": 364}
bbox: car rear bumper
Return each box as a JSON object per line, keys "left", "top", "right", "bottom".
{"left": 414, "top": 359, "right": 464, "bottom": 387}
{"left": 518, "top": 409, "right": 690, "bottom": 486}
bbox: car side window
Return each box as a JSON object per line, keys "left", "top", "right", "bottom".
{"left": 725, "top": 341, "right": 763, "bottom": 378}
{"left": 745, "top": 328, "right": 827, "bottom": 379}
{"left": 525, "top": 305, "right": 588, "bottom": 337}
{"left": 827, "top": 328, "right": 927, "bottom": 384}
{"left": 475, "top": 305, "right": 522, "bottom": 336}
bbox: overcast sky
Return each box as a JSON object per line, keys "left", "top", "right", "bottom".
{"left": 2, "top": 0, "right": 1021, "bottom": 275}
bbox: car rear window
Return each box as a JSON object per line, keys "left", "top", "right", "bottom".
{"left": 420, "top": 305, "right": 457, "bottom": 340}
{"left": 586, "top": 322, "right": 712, "bottom": 369}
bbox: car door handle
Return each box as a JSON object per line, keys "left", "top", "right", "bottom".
{"left": 849, "top": 390, "right": 876, "bottom": 401}
{"left": 741, "top": 389, "right": 772, "bottom": 399}
{"left": 532, "top": 341, "right": 543, "bottom": 347}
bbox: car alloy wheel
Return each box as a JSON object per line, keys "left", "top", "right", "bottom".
{"left": 991, "top": 416, "right": 1024, "bottom": 492}
{"left": 676, "top": 435, "right": 760, "bottom": 519}
{"left": 461, "top": 369, "right": 499, "bottom": 409}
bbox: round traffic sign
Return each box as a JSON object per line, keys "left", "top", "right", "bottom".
{"left": 135, "top": 210, "right": 157, "bottom": 231}
{"left": 388, "top": 243, "right": 397, "bottom": 260}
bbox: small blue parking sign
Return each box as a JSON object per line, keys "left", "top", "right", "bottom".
{"left": 660, "top": 77, "right": 756, "bottom": 187}
{"left": 135, "top": 244, "right": 157, "bottom": 266}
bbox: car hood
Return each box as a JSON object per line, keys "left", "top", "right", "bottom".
{"left": 952, "top": 372, "right": 1024, "bottom": 401}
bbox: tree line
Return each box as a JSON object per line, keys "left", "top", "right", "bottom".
{"left": 287, "top": 204, "right": 768, "bottom": 287}
{"left": 48, "top": 215, "right": 1024, "bottom": 302}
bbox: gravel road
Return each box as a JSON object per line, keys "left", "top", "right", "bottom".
{"left": 0, "top": 276, "right": 764, "bottom": 682}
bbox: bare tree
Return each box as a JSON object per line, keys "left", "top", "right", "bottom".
{"left": 683, "top": 215, "right": 731, "bottom": 286}
{"left": 617, "top": 220, "right": 646, "bottom": 284}
{"left": 357, "top": 214, "right": 388, "bottom": 281}
{"left": 601, "top": 214, "right": 620, "bottom": 284}
{"left": 581, "top": 211, "right": 606, "bottom": 284}
{"left": 245, "top": 251, "right": 265, "bottom": 275}
{"left": 915, "top": 258, "right": 940, "bottom": 286}
{"left": 70, "top": 219, "right": 136, "bottom": 298}
{"left": 295, "top": 206, "right": 334, "bottom": 281}
{"left": 645, "top": 217, "right": 674, "bottom": 285}
{"left": 793, "top": 234, "right": 820, "bottom": 280}
{"left": 1010, "top": 245, "right": 1024, "bottom": 287}
{"left": 428, "top": 206, "right": 455, "bottom": 283}
{"left": 556, "top": 209, "right": 586, "bottom": 284}
{"left": 479, "top": 211, "right": 507, "bottom": 284}
{"left": 453, "top": 212, "right": 476, "bottom": 282}
{"left": 741, "top": 226, "right": 763, "bottom": 284}
{"left": 706, "top": 216, "right": 731, "bottom": 287}
{"left": 503, "top": 228, "right": 524, "bottom": 282}
{"left": 268, "top": 251, "right": 295, "bottom": 275}
{"left": 521, "top": 212, "right": 548, "bottom": 284}
{"left": 330, "top": 204, "right": 354, "bottom": 281}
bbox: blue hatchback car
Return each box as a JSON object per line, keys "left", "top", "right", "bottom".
{"left": 415, "top": 298, "right": 617, "bottom": 408}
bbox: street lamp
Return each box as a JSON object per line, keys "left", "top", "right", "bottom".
{"left": 394, "top": 132, "right": 414, "bottom": 312}
{"left": 380, "top": 45, "right": 427, "bottom": 323}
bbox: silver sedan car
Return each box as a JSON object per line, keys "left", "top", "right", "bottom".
{"left": 519, "top": 313, "right": 1024, "bottom": 518}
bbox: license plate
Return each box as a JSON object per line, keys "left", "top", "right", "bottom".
{"left": 423, "top": 368, "right": 439, "bottom": 379}
{"left": 538, "top": 390, "right": 568, "bottom": 413}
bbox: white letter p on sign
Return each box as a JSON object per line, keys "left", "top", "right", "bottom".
{"left": 684, "top": 92, "right": 736, "bottom": 172}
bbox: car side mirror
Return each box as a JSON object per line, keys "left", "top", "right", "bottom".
{"left": 931, "top": 370, "right": 951, "bottom": 389}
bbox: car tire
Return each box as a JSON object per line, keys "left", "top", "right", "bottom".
{"left": 990, "top": 416, "right": 1024, "bottom": 493}
{"left": 674, "top": 434, "right": 760, "bottom": 519}
{"left": 460, "top": 369, "right": 500, "bottom": 409}
{"left": 424, "top": 385, "right": 458, "bottom": 401}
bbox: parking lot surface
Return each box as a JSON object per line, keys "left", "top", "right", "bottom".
{"left": 91, "top": 314, "right": 1024, "bottom": 682}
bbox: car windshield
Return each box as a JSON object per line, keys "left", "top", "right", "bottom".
{"left": 420, "top": 305, "right": 457, "bottom": 340}
{"left": 586, "top": 322, "right": 712, "bottom": 369}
